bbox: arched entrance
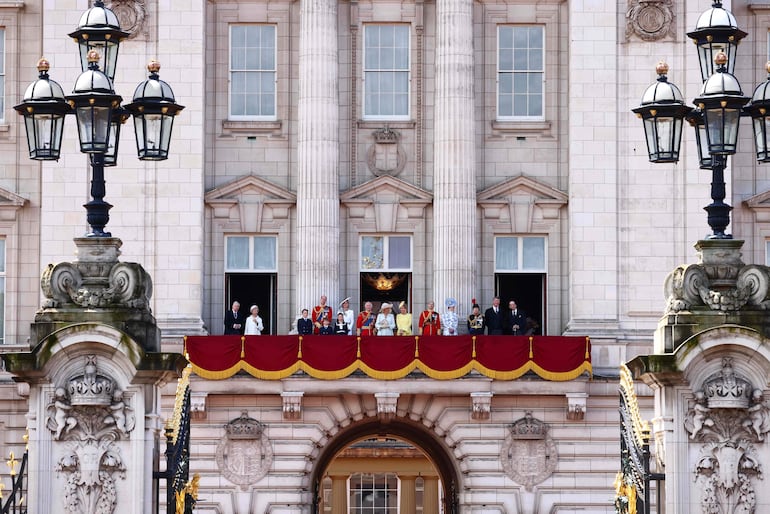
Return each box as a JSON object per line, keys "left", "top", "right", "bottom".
{"left": 309, "top": 418, "right": 461, "bottom": 514}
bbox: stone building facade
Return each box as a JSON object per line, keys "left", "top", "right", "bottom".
{"left": 2, "top": 0, "right": 770, "bottom": 512}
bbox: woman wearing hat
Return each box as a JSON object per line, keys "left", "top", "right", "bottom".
{"left": 396, "top": 301, "right": 412, "bottom": 336}
{"left": 375, "top": 303, "right": 396, "bottom": 336}
{"left": 244, "top": 305, "right": 264, "bottom": 335}
{"left": 443, "top": 298, "right": 459, "bottom": 336}
{"left": 340, "top": 297, "right": 355, "bottom": 335}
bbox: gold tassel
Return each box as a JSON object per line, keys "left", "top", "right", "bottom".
{"left": 585, "top": 336, "right": 590, "bottom": 359}
{"left": 183, "top": 335, "right": 189, "bottom": 360}
{"left": 240, "top": 336, "right": 245, "bottom": 358}
{"left": 414, "top": 336, "right": 419, "bottom": 358}
{"left": 298, "top": 337, "right": 303, "bottom": 359}
{"left": 356, "top": 337, "right": 361, "bottom": 358}
{"left": 528, "top": 337, "right": 533, "bottom": 359}
{"left": 472, "top": 337, "right": 476, "bottom": 358}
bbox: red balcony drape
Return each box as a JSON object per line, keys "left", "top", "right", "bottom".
{"left": 184, "top": 335, "right": 591, "bottom": 381}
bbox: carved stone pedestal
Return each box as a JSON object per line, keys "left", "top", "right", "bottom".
{"left": 629, "top": 239, "right": 770, "bottom": 513}
{"left": 2, "top": 237, "right": 185, "bottom": 514}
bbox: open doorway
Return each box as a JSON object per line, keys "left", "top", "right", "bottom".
{"left": 225, "top": 273, "right": 277, "bottom": 334}
{"left": 495, "top": 273, "right": 546, "bottom": 335}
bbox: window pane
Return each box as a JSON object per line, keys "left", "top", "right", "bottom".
{"left": 230, "top": 25, "right": 276, "bottom": 118}
{"left": 498, "top": 25, "right": 544, "bottom": 119}
{"left": 227, "top": 237, "right": 249, "bottom": 269}
{"left": 253, "top": 237, "right": 277, "bottom": 270}
{"left": 365, "top": 25, "right": 409, "bottom": 117}
{"left": 496, "top": 237, "right": 518, "bottom": 270}
{"left": 522, "top": 237, "right": 546, "bottom": 270}
{"left": 361, "top": 236, "right": 384, "bottom": 269}
{"left": 0, "top": 239, "right": 5, "bottom": 273}
{"left": 0, "top": 276, "right": 4, "bottom": 344}
{"left": 388, "top": 237, "right": 411, "bottom": 269}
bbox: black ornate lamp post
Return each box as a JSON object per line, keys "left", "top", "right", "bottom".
{"left": 13, "top": 0, "right": 184, "bottom": 237}
{"left": 633, "top": 0, "right": 770, "bottom": 240}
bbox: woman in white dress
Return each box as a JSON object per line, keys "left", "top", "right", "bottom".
{"left": 340, "top": 297, "right": 356, "bottom": 335}
{"left": 244, "top": 305, "right": 264, "bottom": 335}
{"left": 443, "top": 298, "right": 459, "bottom": 336}
{"left": 375, "top": 303, "right": 396, "bottom": 336}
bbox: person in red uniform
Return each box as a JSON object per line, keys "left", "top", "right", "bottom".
{"left": 356, "top": 301, "right": 376, "bottom": 336}
{"left": 418, "top": 301, "right": 441, "bottom": 336}
{"left": 312, "top": 295, "right": 333, "bottom": 334}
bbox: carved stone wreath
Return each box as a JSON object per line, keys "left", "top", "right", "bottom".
{"left": 215, "top": 412, "right": 273, "bottom": 490}
{"left": 500, "top": 413, "right": 558, "bottom": 491}
{"left": 107, "top": 0, "right": 148, "bottom": 40}
{"left": 626, "top": 0, "right": 675, "bottom": 42}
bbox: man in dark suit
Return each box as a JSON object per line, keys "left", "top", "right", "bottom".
{"left": 224, "top": 301, "right": 244, "bottom": 335}
{"left": 484, "top": 296, "right": 504, "bottom": 335}
{"left": 505, "top": 300, "right": 527, "bottom": 335}
{"left": 297, "top": 309, "right": 314, "bottom": 335}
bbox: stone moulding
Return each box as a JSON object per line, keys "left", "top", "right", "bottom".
{"left": 625, "top": 0, "right": 676, "bottom": 42}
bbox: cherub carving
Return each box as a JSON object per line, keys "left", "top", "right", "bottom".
{"left": 744, "top": 389, "right": 770, "bottom": 441}
{"left": 685, "top": 391, "right": 713, "bottom": 440}
{"left": 47, "top": 387, "right": 77, "bottom": 440}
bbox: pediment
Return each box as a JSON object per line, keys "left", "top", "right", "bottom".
{"left": 204, "top": 175, "right": 296, "bottom": 205}
{"left": 204, "top": 175, "right": 296, "bottom": 232}
{"left": 340, "top": 175, "right": 433, "bottom": 205}
{"left": 341, "top": 176, "right": 433, "bottom": 232}
{"left": 477, "top": 175, "right": 568, "bottom": 204}
{"left": 0, "top": 186, "right": 27, "bottom": 222}
{"left": 744, "top": 190, "right": 770, "bottom": 222}
{"left": 477, "top": 175, "right": 567, "bottom": 233}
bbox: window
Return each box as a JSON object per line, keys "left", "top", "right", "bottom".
{"left": 360, "top": 235, "right": 411, "bottom": 271}
{"left": 225, "top": 236, "right": 277, "bottom": 271}
{"left": 364, "top": 24, "right": 410, "bottom": 119}
{"left": 0, "top": 239, "right": 5, "bottom": 344}
{"left": 0, "top": 29, "right": 5, "bottom": 119}
{"left": 230, "top": 24, "right": 276, "bottom": 119}
{"left": 497, "top": 25, "right": 544, "bottom": 120}
{"left": 495, "top": 236, "right": 546, "bottom": 272}
{"left": 349, "top": 473, "right": 398, "bottom": 514}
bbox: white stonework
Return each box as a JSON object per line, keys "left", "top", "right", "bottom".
{"left": 4, "top": 0, "right": 770, "bottom": 513}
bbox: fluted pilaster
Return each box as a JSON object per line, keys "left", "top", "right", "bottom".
{"left": 433, "top": 0, "right": 476, "bottom": 317}
{"left": 423, "top": 476, "right": 440, "bottom": 514}
{"left": 296, "top": 0, "right": 340, "bottom": 310}
{"left": 330, "top": 474, "right": 348, "bottom": 514}
{"left": 399, "top": 475, "right": 417, "bottom": 514}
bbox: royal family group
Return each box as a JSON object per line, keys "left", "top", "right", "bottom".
{"left": 224, "top": 296, "right": 540, "bottom": 337}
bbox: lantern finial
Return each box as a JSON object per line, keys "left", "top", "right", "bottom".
{"left": 715, "top": 51, "right": 728, "bottom": 68}
{"left": 87, "top": 50, "right": 101, "bottom": 64}
{"left": 147, "top": 60, "right": 161, "bottom": 74}
{"left": 656, "top": 61, "right": 669, "bottom": 76}
{"left": 37, "top": 58, "right": 50, "bottom": 73}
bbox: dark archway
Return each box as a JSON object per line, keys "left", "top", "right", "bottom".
{"left": 309, "top": 417, "right": 461, "bottom": 514}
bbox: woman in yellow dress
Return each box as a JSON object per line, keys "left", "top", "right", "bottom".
{"left": 396, "top": 301, "right": 413, "bottom": 336}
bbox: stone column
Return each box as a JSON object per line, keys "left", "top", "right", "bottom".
{"left": 330, "top": 474, "right": 348, "bottom": 514}
{"left": 296, "top": 0, "right": 340, "bottom": 310}
{"left": 399, "top": 475, "right": 417, "bottom": 514}
{"left": 423, "top": 475, "right": 440, "bottom": 514}
{"left": 432, "top": 0, "right": 476, "bottom": 316}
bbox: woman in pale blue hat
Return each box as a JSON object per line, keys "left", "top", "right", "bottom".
{"left": 443, "top": 298, "right": 459, "bottom": 336}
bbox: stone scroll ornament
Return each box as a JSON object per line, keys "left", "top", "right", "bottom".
{"left": 625, "top": 0, "right": 675, "bottom": 42}
{"left": 663, "top": 244, "right": 770, "bottom": 313}
{"left": 45, "top": 356, "right": 136, "bottom": 514}
{"left": 500, "top": 412, "right": 557, "bottom": 491}
{"left": 683, "top": 358, "right": 770, "bottom": 514}
{"left": 216, "top": 412, "right": 273, "bottom": 490}
{"left": 41, "top": 260, "right": 152, "bottom": 309}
